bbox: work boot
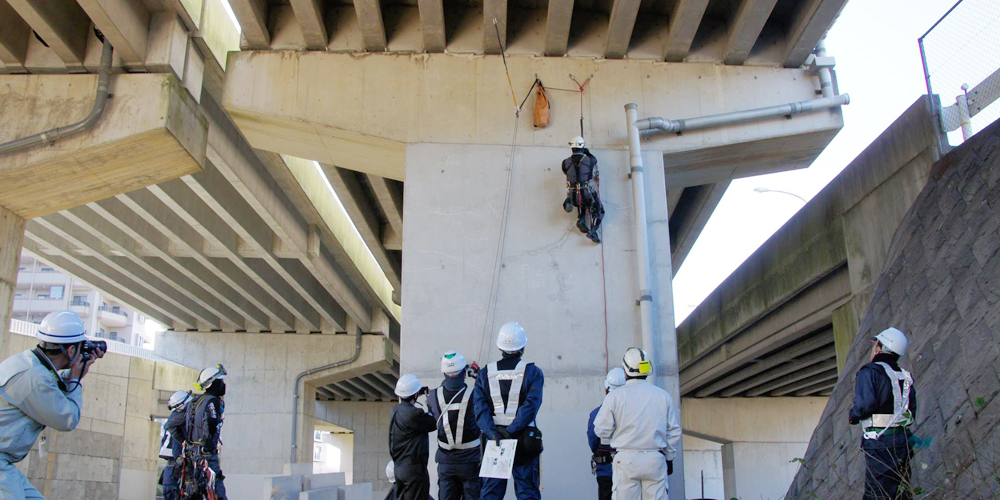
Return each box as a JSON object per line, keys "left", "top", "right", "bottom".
{"left": 563, "top": 197, "right": 574, "bottom": 213}
{"left": 576, "top": 219, "right": 589, "bottom": 234}
{"left": 588, "top": 229, "right": 601, "bottom": 244}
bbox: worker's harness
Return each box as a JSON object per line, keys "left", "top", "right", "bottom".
{"left": 566, "top": 155, "right": 599, "bottom": 212}
{"left": 861, "top": 362, "right": 914, "bottom": 440}
{"left": 488, "top": 361, "right": 528, "bottom": 426}
{"left": 431, "top": 387, "right": 479, "bottom": 451}
{"left": 591, "top": 440, "right": 614, "bottom": 474}
{"left": 179, "top": 395, "right": 223, "bottom": 500}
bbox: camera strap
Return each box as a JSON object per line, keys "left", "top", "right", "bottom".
{"left": 31, "top": 348, "right": 71, "bottom": 393}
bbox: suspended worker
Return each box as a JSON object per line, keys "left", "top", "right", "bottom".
{"left": 160, "top": 390, "right": 193, "bottom": 500}
{"left": 473, "top": 321, "right": 544, "bottom": 500}
{"left": 594, "top": 348, "right": 682, "bottom": 500}
{"left": 562, "top": 136, "right": 604, "bottom": 244}
{"left": 0, "top": 310, "right": 104, "bottom": 500}
{"left": 588, "top": 367, "right": 626, "bottom": 500}
{"left": 849, "top": 327, "right": 917, "bottom": 500}
{"left": 390, "top": 374, "right": 437, "bottom": 500}
{"left": 428, "top": 351, "right": 482, "bottom": 500}
{"left": 183, "top": 364, "right": 228, "bottom": 500}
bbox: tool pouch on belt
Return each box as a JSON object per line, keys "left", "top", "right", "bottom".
{"left": 514, "top": 426, "right": 543, "bottom": 465}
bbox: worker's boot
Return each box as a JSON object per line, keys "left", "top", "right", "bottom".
{"left": 588, "top": 228, "right": 601, "bottom": 244}
{"left": 576, "top": 218, "right": 589, "bottom": 233}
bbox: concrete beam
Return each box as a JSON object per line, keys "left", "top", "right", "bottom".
{"left": 0, "top": 74, "right": 205, "bottom": 219}
{"left": 76, "top": 0, "right": 150, "bottom": 67}
{"left": 543, "top": 0, "right": 573, "bottom": 56}
{"left": 603, "top": 0, "right": 640, "bottom": 59}
{"left": 723, "top": 0, "right": 779, "bottom": 65}
{"left": 353, "top": 0, "right": 387, "bottom": 51}
{"left": 782, "top": 0, "right": 847, "bottom": 68}
{"left": 0, "top": 1, "right": 30, "bottom": 72}
{"left": 765, "top": 366, "right": 838, "bottom": 396}
{"left": 417, "top": 0, "right": 446, "bottom": 52}
{"left": 324, "top": 166, "right": 402, "bottom": 290}
{"left": 5, "top": 0, "right": 89, "bottom": 69}
{"left": 669, "top": 181, "right": 729, "bottom": 274}
{"left": 289, "top": 0, "right": 328, "bottom": 50}
{"left": 0, "top": 206, "right": 26, "bottom": 356}
{"left": 366, "top": 175, "right": 404, "bottom": 246}
{"left": 323, "top": 383, "right": 356, "bottom": 400}
{"left": 362, "top": 373, "right": 395, "bottom": 395}
{"left": 228, "top": 0, "right": 270, "bottom": 49}
{"left": 663, "top": 0, "right": 710, "bottom": 62}
{"left": 341, "top": 378, "right": 381, "bottom": 400}
{"left": 483, "top": 0, "right": 506, "bottom": 53}
{"left": 719, "top": 345, "right": 835, "bottom": 397}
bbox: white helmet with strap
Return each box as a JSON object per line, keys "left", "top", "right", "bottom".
{"left": 605, "top": 367, "right": 626, "bottom": 391}
{"left": 441, "top": 350, "right": 468, "bottom": 375}
{"left": 168, "top": 390, "right": 194, "bottom": 411}
{"left": 622, "top": 347, "right": 652, "bottom": 377}
{"left": 569, "top": 136, "right": 585, "bottom": 148}
{"left": 395, "top": 374, "right": 424, "bottom": 398}
{"left": 195, "top": 364, "right": 227, "bottom": 391}
{"left": 874, "top": 327, "right": 908, "bottom": 356}
{"left": 496, "top": 321, "right": 527, "bottom": 352}
{"left": 37, "top": 310, "right": 87, "bottom": 344}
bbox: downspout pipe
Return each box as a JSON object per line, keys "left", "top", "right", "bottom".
{"left": 290, "top": 327, "right": 363, "bottom": 464}
{"left": 634, "top": 93, "right": 849, "bottom": 135}
{"left": 624, "top": 103, "right": 657, "bottom": 387}
{"left": 0, "top": 39, "right": 114, "bottom": 155}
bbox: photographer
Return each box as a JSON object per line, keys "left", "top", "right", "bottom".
{"left": 389, "top": 374, "right": 437, "bottom": 500}
{"left": 0, "top": 310, "right": 104, "bottom": 499}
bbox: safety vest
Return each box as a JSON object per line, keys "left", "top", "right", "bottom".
{"left": 861, "top": 362, "right": 914, "bottom": 440}
{"left": 487, "top": 360, "right": 527, "bottom": 426}
{"left": 432, "top": 387, "right": 478, "bottom": 450}
{"left": 185, "top": 394, "right": 222, "bottom": 448}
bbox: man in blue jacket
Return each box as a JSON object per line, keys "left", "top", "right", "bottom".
{"left": 849, "top": 327, "right": 917, "bottom": 500}
{"left": 473, "top": 321, "right": 544, "bottom": 500}
{"left": 588, "top": 367, "right": 625, "bottom": 500}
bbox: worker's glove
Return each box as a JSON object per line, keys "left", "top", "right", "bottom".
{"left": 667, "top": 460, "right": 673, "bottom": 476}
{"left": 849, "top": 416, "right": 860, "bottom": 425}
{"left": 497, "top": 427, "right": 513, "bottom": 440}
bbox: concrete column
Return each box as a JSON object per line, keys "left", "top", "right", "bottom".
{"left": 0, "top": 205, "right": 26, "bottom": 355}
{"left": 832, "top": 300, "right": 859, "bottom": 373}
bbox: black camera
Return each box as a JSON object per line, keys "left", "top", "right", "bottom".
{"left": 81, "top": 340, "right": 107, "bottom": 361}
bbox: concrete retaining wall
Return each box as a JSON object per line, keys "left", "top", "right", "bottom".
{"left": 786, "top": 115, "right": 1000, "bottom": 498}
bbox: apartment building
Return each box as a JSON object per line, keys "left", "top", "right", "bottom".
{"left": 13, "top": 253, "right": 152, "bottom": 348}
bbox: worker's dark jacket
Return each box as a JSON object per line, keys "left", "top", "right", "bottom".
{"left": 849, "top": 353, "right": 917, "bottom": 426}
{"left": 562, "top": 152, "right": 598, "bottom": 185}
{"left": 389, "top": 401, "right": 437, "bottom": 466}
{"left": 428, "top": 376, "right": 481, "bottom": 465}
{"left": 163, "top": 410, "right": 187, "bottom": 459}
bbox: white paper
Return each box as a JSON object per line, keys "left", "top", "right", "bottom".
{"left": 479, "top": 439, "right": 518, "bottom": 479}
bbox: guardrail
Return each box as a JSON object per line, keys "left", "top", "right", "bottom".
{"left": 8, "top": 319, "right": 176, "bottom": 365}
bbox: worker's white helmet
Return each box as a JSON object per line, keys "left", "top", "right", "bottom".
{"left": 168, "top": 390, "right": 194, "bottom": 412}
{"left": 496, "top": 321, "right": 527, "bottom": 352}
{"left": 441, "top": 350, "right": 468, "bottom": 375}
{"left": 604, "top": 367, "right": 627, "bottom": 391}
{"left": 874, "top": 327, "right": 908, "bottom": 357}
{"left": 569, "top": 136, "right": 586, "bottom": 148}
{"left": 395, "top": 374, "right": 424, "bottom": 398}
{"left": 195, "top": 364, "right": 227, "bottom": 391}
{"left": 386, "top": 460, "right": 395, "bottom": 483}
{"left": 37, "top": 310, "right": 87, "bottom": 344}
{"left": 622, "top": 347, "right": 653, "bottom": 377}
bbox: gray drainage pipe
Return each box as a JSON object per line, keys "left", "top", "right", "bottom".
{"left": 289, "top": 327, "right": 363, "bottom": 464}
{"left": 634, "top": 93, "right": 850, "bottom": 135}
{"left": 624, "top": 103, "right": 657, "bottom": 387}
{"left": 0, "top": 39, "right": 114, "bottom": 155}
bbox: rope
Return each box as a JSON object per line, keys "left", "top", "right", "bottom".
{"left": 494, "top": 18, "right": 518, "bottom": 112}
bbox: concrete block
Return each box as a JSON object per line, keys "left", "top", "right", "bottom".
{"left": 300, "top": 487, "right": 339, "bottom": 500}
{"left": 338, "top": 483, "right": 373, "bottom": 500}
{"left": 263, "top": 474, "right": 305, "bottom": 500}
{"left": 310, "top": 472, "right": 346, "bottom": 489}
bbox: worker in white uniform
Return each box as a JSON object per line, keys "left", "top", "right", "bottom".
{"left": 593, "top": 347, "right": 681, "bottom": 500}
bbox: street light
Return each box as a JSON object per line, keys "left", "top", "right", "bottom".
{"left": 753, "top": 187, "right": 807, "bottom": 204}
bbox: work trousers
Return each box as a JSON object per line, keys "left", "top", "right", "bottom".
{"left": 207, "top": 455, "right": 227, "bottom": 500}
{"left": 571, "top": 184, "right": 604, "bottom": 232}
{"left": 395, "top": 461, "right": 431, "bottom": 500}
{"left": 612, "top": 450, "right": 667, "bottom": 500}
{"left": 0, "top": 461, "right": 44, "bottom": 500}
{"left": 597, "top": 475, "right": 612, "bottom": 500}
{"left": 162, "top": 463, "right": 180, "bottom": 500}
{"left": 862, "top": 432, "right": 912, "bottom": 500}
{"left": 438, "top": 461, "right": 481, "bottom": 500}
{"left": 480, "top": 455, "right": 540, "bottom": 500}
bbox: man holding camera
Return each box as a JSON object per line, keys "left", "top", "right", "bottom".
{"left": 0, "top": 310, "right": 104, "bottom": 500}
{"left": 390, "top": 374, "right": 438, "bottom": 500}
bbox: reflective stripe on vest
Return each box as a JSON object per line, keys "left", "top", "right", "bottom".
{"left": 862, "top": 362, "right": 914, "bottom": 439}
{"left": 487, "top": 360, "right": 527, "bottom": 426}
{"left": 436, "top": 387, "right": 478, "bottom": 450}
{"left": 158, "top": 425, "right": 174, "bottom": 459}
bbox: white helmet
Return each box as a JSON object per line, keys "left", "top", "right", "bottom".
{"left": 385, "top": 460, "right": 395, "bottom": 483}
{"left": 874, "top": 327, "right": 908, "bottom": 356}
{"left": 168, "top": 390, "right": 193, "bottom": 412}
{"left": 441, "top": 350, "right": 468, "bottom": 375}
{"left": 496, "top": 321, "right": 527, "bottom": 352}
{"left": 569, "top": 136, "right": 585, "bottom": 148}
{"left": 622, "top": 347, "right": 652, "bottom": 377}
{"left": 604, "top": 367, "right": 626, "bottom": 391}
{"left": 37, "top": 310, "right": 87, "bottom": 344}
{"left": 394, "top": 374, "right": 424, "bottom": 398}
{"left": 195, "top": 364, "right": 227, "bottom": 391}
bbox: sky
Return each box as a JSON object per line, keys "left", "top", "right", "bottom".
{"left": 671, "top": 0, "right": 969, "bottom": 325}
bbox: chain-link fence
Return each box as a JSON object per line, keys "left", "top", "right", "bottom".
{"left": 918, "top": 0, "right": 1000, "bottom": 143}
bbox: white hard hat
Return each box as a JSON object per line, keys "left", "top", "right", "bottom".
{"left": 195, "top": 364, "right": 227, "bottom": 391}
{"left": 604, "top": 367, "right": 626, "bottom": 391}
{"left": 441, "top": 350, "right": 468, "bottom": 375}
{"left": 168, "top": 390, "right": 193, "bottom": 411}
{"left": 385, "top": 460, "right": 395, "bottom": 483}
{"left": 395, "top": 374, "right": 423, "bottom": 398}
{"left": 874, "top": 327, "right": 909, "bottom": 357}
{"left": 569, "top": 136, "right": 585, "bottom": 148}
{"left": 37, "top": 310, "right": 87, "bottom": 344}
{"left": 622, "top": 347, "right": 652, "bottom": 377}
{"left": 496, "top": 321, "right": 527, "bottom": 352}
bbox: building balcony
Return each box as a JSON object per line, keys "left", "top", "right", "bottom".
{"left": 15, "top": 273, "right": 69, "bottom": 287}
{"left": 70, "top": 301, "right": 91, "bottom": 318}
{"left": 12, "top": 298, "right": 66, "bottom": 314}
{"left": 98, "top": 306, "right": 130, "bottom": 328}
